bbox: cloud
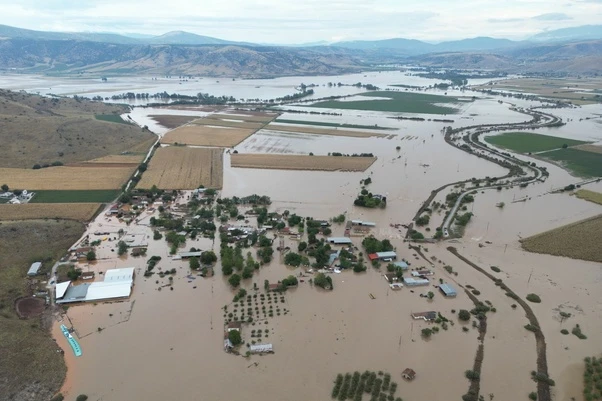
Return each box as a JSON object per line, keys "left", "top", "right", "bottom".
{"left": 487, "top": 17, "right": 524, "bottom": 23}
{"left": 532, "top": 12, "right": 572, "bottom": 20}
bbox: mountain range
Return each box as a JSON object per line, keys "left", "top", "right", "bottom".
{"left": 0, "top": 24, "right": 601, "bottom": 76}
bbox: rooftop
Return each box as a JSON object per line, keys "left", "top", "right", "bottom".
{"left": 27, "top": 261, "right": 42, "bottom": 276}
{"left": 327, "top": 237, "right": 353, "bottom": 244}
{"left": 439, "top": 283, "right": 457, "bottom": 296}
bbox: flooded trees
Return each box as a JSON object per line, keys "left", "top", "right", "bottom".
{"left": 314, "top": 273, "right": 333, "bottom": 290}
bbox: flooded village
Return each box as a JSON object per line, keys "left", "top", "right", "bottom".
{"left": 2, "top": 71, "right": 602, "bottom": 401}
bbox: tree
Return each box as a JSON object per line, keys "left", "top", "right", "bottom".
{"left": 298, "top": 241, "right": 308, "bottom": 252}
{"left": 458, "top": 309, "right": 471, "bottom": 321}
{"left": 76, "top": 396, "right": 88, "bottom": 401}
{"left": 228, "top": 273, "right": 241, "bottom": 287}
{"left": 284, "top": 252, "right": 303, "bottom": 267}
{"left": 228, "top": 329, "right": 242, "bottom": 346}
{"left": 282, "top": 275, "right": 298, "bottom": 287}
{"left": 427, "top": 291, "right": 434, "bottom": 300}
{"left": 189, "top": 257, "right": 200, "bottom": 270}
{"left": 117, "top": 241, "right": 128, "bottom": 256}
{"left": 1, "top": 184, "right": 8, "bottom": 192}
{"left": 86, "top": 250, "right": 96, "bottom": 261}
{"left": 200, "top": 251, "right": 217, "bottom": 265}
{"left": 421, "top": 328, "right": 433, "bottom": 338}
{"left": 314, "top": 273, "right": 332, "bottom": 290}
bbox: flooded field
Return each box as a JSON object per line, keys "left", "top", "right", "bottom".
{"left": 5, "top": 72, "right": 602, "bottom": 401}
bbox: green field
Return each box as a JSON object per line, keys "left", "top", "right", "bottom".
{"left": 273, "top": 119, "right": 395, "bottom": 130}
{"left": 540, "top": 148, "right": 602, "bottom": 177}
{"left": 485, "top": 132, "right": 588, "bottom": 153}
{"left": 95, "top": 114, "right": 131, "bottom": 124}
{"left": 30, "top": 190, "right": 119, "bottom": 203}
{"left": 307, "top": 91, "right": 463, "bottom": 114}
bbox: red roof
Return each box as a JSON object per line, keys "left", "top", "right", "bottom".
{"left": 368, "top": 253, "right": 379, "bottom": 261}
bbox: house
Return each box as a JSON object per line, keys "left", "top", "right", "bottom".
{"left": 227, "top": 322, "right": 242, "bottom": 332}
{"left": 383, "top": 273, "right": 400, "bottom": 283}
{"left": 402, "top": 368, "right": 416, "bottom": 381}
{"left": 411, "top": 311, "right": 437, "bottom": 321}
{"left": 368, "top": 251, "right": 397, "bottom": 261}
{"left": 351, "top": 220, "right": 376, "bottom": 227}
{"left": 250, "top": 343, "right": 273, "bottom": 354}
{"left": 327, "top": 237, "right": 353, "bottom": 245}
{"left": 27, "top": 262, "right": 42, "bottom": 276}
{"left": 403, "top": 277, "right": 429, "bottom": 287}
{"left": 411, "top": 270, "right": 433, "bottom": 277}
{"left": 393, "top": 261, "right": 409, "bottom": 270}
{"left": 439, "top": 283, "right": 457, "bottom": 297}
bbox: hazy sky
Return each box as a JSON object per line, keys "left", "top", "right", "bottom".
{"left": 0, "top": 0, "right": 601, "bottom": 43}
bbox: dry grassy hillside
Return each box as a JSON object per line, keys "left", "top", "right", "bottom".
{"left": 0, "top": 90, "right": 156, "bottom": 168}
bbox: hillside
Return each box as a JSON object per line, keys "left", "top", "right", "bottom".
{"left": 0, "top": 90, "right": 156, "bottom": 168}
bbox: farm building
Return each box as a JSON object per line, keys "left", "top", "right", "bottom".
{"left": 439, "top": 283, "right": 457, "bottom": 297}
{"left": 403, "top": 277, "right": 429, "bottom": 287}
{"left": 56, "top": 267, "right": 135, "bottom": 304}
{"left": 327, "top": 237, "right": 353, "bottom": 245}
{"left": 393, "top": 261, "right": 409, "bottom": 270}
{"left": 368, "top": 251, "right": 397, "bottom": 261}
{"left": 27, "top": 262, "right": 42, "bottom": 276}
{"left": 250, "top": 343, "right": 273, "bottom": 354}
{"left": 411, "top": 270, "right": 434, "bottom": 277}
{"left": 411, "top": 311, "right": 437, "bottom": 321}
{"left": 227, "top": 322, "right": 242, "bottom": 332}
{"left": 351, "top": 220, "right": 376, "bottom": 227}
{"left": 402, "top": 368, "right": 416, "bottom": 381}
{"left": 178, "top": 251, "right": 203, "bottom": 259}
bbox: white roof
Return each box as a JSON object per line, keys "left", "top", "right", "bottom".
{"left": 86, "top": 281, "right": 132, "bottom": 301}
{"left": 403, "top": 277, "right": 430, "bottom": 285}
{"left": 55, "top": 281, "right": 71, "bottom": 299}
{"left": 103, "top": 267, "right": 135, "bottom": 282}
{"left": 328, "top": 237, "right": 352, "bottom": 244}
{"left": 376, "top": 251, "right": 397, "bottom": 258}
{"left": 250, "top": 343, "right": 273, "bottom": 352}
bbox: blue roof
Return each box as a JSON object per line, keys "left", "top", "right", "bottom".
{"left": 393, "top": 261, "right": 408, "bottom": 270}
{"left": 439, "top": 283, "right": 457, "bottom": 296}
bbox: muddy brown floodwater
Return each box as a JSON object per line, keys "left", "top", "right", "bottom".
{"left": 38, "top": 75, "right": 602, "bottom": 401}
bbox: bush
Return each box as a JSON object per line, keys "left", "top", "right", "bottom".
{"left": 228, "top": 329, "right": 242, "bottom": 346}
{"left": 560, "top": 329, "right": 569, "bottom": 335}
{"left": 571, "top": 324, "right": 587, "bottom": 339}
{"left": 421, "top": 328, "right": 433, "bottom": 338}
{"left": 526, "top": 293, "right": 541, "bottom": 303}
{"left": 465, "top": 370, "right": 480, "bottom": 381}
{"left": 76, "top": 396, "right": 88, "bottom": 401}
{"left": 153, "top": 230, "right": 162, "bottom": 240}
{"left": 50, "top": 394, "right": 64, "bottom": 401}
{"left": 490, "top": 266, "right": 501, "bottom": 273}
{"left": 528, "top": 392, "right": 537, "bottom": 400}
{"left": 458, "top": 309, "right": 471, "bottom": 321}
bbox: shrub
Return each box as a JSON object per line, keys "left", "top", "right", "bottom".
{"left": 529, "top": 392, "right": 537, "bottom": 400}
{"left": 421, "top": 328, "right": 433, "bottom": 338}
{"left": 228, "top": 329, "right": 242, "bottom": 346}
{"left": 465, "top": 370, "right": 480, "bottom": 381}
{"left": 490, "top": 266, "right": 501, "bottom": 273}
{"left": 76, "top": 396, "right": 88, "bottom": 401}
{"left": 458, "top": 309, "right": 471, "bottom": 321}
{"left": 526, "top": 293, "right": 541, "bottom": 303}
{"left": 50, "top": 395, "right": 64, "bottom": 401}
{"left": 560, "top": 329, "right": 569, "bottom": 335}
{"left": 571, "top": 324, "right": 587, "bottom": 339}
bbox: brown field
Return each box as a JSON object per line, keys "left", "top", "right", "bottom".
{"left": 0, "top": 219, "right": 84, "bottom": 401}
{"left": 574, "top": 144, "right": 602, "bottom": 154}
{"left": 264, "top": 123, "right": 387, "bottom": 138}
{"left": 208, "top": 112, "right": 278, "bottom": 123}
{"left": 0, "top": 203, "right": 101, "bottom": 221}
{"left": 191, "top": 118, "right": 265, "bottom": 130}
{"left": 520, "top": 214, "right": 602, "bottom": 262}
{"left": 137, "top": 146, "right": 223, "bottom": 189}
{"left": 231, "top": 154, "right": 377, "bottom": 171}
{"left": 149, "top": 115, "right": 200, "bottom": 129}
{"left": 575, "top": 189, "right": 602, "bottom": 205}
{"left": 161, "top": 125, "right": 255, "bottom": 147}
{"left": 85, "top": 154, "right": 146, "bottom": 164}
{"left": 0, "top": 166, "right": 135, "bottom": 190}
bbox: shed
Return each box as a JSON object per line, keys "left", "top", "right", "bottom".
{"left": 439, "top": 283, "right": 457, "bottom": 297}
{"left": 403, "top": 277, "right": 429, "bottom": 286}
{"left": 178, "top": 251, "right": 203, "bottom": 259}
{"left": 327, "top": 237, "right": 353, "bottom": 245}
{"left": 250, "top": 343, "right": 273, "bottom": 354}
{"left": 27, "top": 262, "right": 42, "bottom": 276}
{"left": 393, "top": 261, "right": 409, "bottom": 270}
{"left": 402, "top": 368, "right": 416, "bottom": 380}
{"left": 104, "top": 267, "right": 135, "bottom": 282}
{"left": 376, "top": 251, "right": 397, "bottom": 260}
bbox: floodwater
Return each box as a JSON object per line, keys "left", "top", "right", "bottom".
{"left": 4, "top": 72, "right": 601, "bottom": 401}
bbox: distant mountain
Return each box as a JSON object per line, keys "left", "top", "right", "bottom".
{"left": 334, "top": 38, "right": 430, "bottom": 54}
{"left": 0, "top": 24, "right": 140, "bottom": 44}
{"left": 530, "top": 25, "right": 602, "bottom": 42}
{"left": 146, "top": 31, "right": 243, "bottom": 46}
{"left": 432, "top": 37, "right": 521, "bottom": 52}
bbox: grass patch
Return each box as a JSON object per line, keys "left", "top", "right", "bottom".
{"left": 0, "top": 220, "right": 84, "bottom": 400}
{"left": 307, "top": 91, "right": 463, "bottom": 115}
{"left": 273, "top": 119, "right": 395, "bottom": 130}
{"left": 485, "top": 132, "right": 588, "bottom": 153}
{"left": 30, "top": 190, "right": 119, "bottom": 203}
{"left": 575, "top": 189, "right": 602, "bottom": 206}
{"left": 540, "top": 148, "right": 602, "bottom": 177}
{"left": 95, "top": 114, "right": 132, "bottom": 124}
{"left": 521, "top": 214, "right": 602, "bottom": 263}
